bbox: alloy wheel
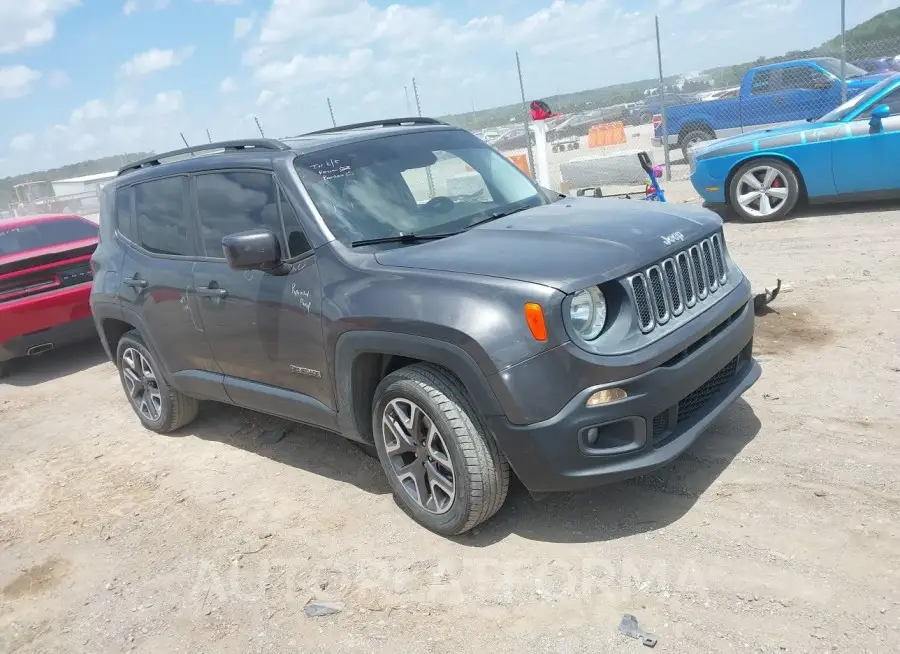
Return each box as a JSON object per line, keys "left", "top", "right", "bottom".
{"left": 381, "top": 398, "right": 456, "bottom": 514}
{"left": 121, "top": 347, "right": 163, "bottom": 422}
{"left": 736, "top": 166, "right": 790, "bottom": 218}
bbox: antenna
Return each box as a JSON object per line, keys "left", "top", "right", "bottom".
{"left": 206, "top": 128, "right": 212, "bottom": 144}
{"left": 180, "top": 133, "right": 190, "bottom": 148}
{"left": 254, "top": 117, "right": 265, "bottom": 138}
{"left": 327, "top": 97, "right": 336, "bottom": 127}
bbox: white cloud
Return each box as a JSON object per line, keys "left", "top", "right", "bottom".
{"left": 0, "top": 0, "right": 80, "bottom": 54}
{"left": 154, "top": 90, "right": 184, "bottom": 113}
{"left": 234, "top": 13, "right": 256, "bottom": 40}
{"left": 123, "top": 0, "right": 171, "bottom": 15}
{"left": 256, "top": 89, "right": 274, "bottom": 106}
{"left": 47, "top": 70, "right": 71, "bottom": 89}
{"left": 119, "top": 46, "right": 195, "bottom": 77}
{"left": 115, "top": 100, "right": 139, "bottom": 119}
{"left": 0, "top": 65, "right": 41, "bottom": 99}
{"left": 70, "top": 99, "right": 108, "bottom": 123}
{"left": 219, "top": 76, "right": 238, "bottom": 93}
{"left": 10, "top": 133, "right": 35, "bottom": 152}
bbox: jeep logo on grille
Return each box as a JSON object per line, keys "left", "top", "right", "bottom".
{"left": 661, "top": 231, "right": 685, "bottom": 246}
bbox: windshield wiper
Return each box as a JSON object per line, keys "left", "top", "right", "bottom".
{"left": 351, "top": 232, "right": 459, "bottom": 247}
{"left": 466, "top": 204, "right": 533, "bottom": 230}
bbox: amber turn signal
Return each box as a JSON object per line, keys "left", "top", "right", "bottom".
{"left": 585, "top": 388, "right": 628, "bottom": 407}
{"left": 524, "top": 303, "right": 548, "bottom": 341}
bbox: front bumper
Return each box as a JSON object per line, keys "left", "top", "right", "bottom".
{"left": 486, "top": 295, "right": 760, "bottom": 493}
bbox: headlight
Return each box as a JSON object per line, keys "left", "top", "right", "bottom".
{"left": 569, "top": 287, "right": 607, "bottom": 341}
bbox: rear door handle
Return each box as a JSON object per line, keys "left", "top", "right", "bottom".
{"left": 123, "top": 277, "right": 148, "bottom": 288}
{"left": 196, "top": 286, "right": 229, "bottom": 298}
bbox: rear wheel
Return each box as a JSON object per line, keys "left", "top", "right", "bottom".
{"left": 728, "top": 158, "right": 800, "bottom": 223}
{"left": 116, "top": 331, "right": 199, "bottom": 433}
{"left": 372, "top": 363, "right": 509, "bottom": 536}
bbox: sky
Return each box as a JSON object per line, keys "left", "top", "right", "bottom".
{"left": 0, "top": 0, "right": 896, "bottom": 178}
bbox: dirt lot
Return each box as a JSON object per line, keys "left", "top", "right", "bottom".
{"left": 2, "top": 201, "right": 900, "bottom": 653}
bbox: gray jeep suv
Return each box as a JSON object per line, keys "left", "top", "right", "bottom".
{"left": 90, "top": 117, "right": 761, "bottom": 535}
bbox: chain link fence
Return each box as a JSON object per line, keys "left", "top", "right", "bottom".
{"left": 432, "top": 20, "right": 900, "bottom": 196}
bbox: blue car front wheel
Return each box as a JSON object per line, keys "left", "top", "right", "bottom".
{"left": 728, "top": 158, "right": 800, "bottom": 223}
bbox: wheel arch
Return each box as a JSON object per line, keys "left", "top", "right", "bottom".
{"left": 333, "top": 331, "right": 504, "bottom": 446}
{"left": 723, "top": 153, "right": 808, "bottom": 206}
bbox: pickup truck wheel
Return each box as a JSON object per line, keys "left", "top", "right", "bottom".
{"left": 116, "top": 331, "right": 199, "bottom": 434}
{"left": 372, "top": 363, "right": 510, "bottom": 536}
{"left": 680, "top": 129, "right": 715, "bottom": 161}
{"left": 728, "top": 158, "right": 799, "bottom": 223}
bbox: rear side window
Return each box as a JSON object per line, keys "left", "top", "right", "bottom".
{"left": 0, "top": 218, "right": 98, "bottom": 256}
{"left": 133, "top": 176, "right": 192, "bottom": 256}
{"left": 115, "top": 187, "right": 136, "bottom": 242}
{"left": 195, "top": 171, "right": 283, "bottom": 258}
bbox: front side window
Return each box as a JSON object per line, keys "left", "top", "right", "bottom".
{"left": 291, "top": 129, "right": 550, "bottom": 245}
{"left": 816, "top": 77, "right": 899, "bottom": 123}
{"left": 195, "top": 171, "right": 283, "bottom": 258}
{"left": 133, "top": 176, "right": 192, "bottom": 256}
{"left": 855, "top": 87, "right": 900, "bottom": 120}
{"left": 0, "top": 217, "right": 97, "bottom": 256}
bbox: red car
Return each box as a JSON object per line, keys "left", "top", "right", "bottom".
{"left": 0, "top": 214, "right": 99, "bottom": 377}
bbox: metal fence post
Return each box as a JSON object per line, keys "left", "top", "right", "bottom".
{"left": 412, "top": 77, "right": 436, "bottom": 198}
{"left": 515, "top": 52, "right": 536, "bottom": 180}
{"left": 840, "top": 0, "right": 847, "bottom": 103}
{"left": 655, "top": 15, "right": 671, "bottom": 182}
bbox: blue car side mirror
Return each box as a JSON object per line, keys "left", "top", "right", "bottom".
{"left": 872, "top": 104, "right": 891, "bottom": 119}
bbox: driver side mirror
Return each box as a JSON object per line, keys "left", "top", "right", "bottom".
{"left": 869, "top": 104, "right": 891, "bottom": 133}
{"left": 222, "top": 229, "right": 284, "bottom": 273}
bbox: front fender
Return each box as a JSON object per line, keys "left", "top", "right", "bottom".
{"left": 333, "top": 330, "right": 506, "bottom": 443}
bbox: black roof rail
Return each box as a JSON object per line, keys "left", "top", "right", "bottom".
{"left": 117, "top": 139, "right": 291, "bottom": 176}
{"left": 296, "top": 117, "right": 446, "bottom": 137}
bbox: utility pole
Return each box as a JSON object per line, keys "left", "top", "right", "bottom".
{"left": 655, "top": 15, "right": 672, "bottom": 182}
{"left": 840, "top": 0, "right": 847, "bottom": 103}
{"left": 411, "top": 77, "right": 434, "bottom": 198}
{"left": 515, "top": 51, "right": 535, "bottom": 179}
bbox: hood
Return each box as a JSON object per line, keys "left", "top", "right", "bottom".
{"left": 373, "top": 197, "right": 722, "bottom": 294}
{"left": 696, "top": 121, "right": 813, "bottom": 155}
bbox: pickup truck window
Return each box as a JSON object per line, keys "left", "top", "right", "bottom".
{"left": 752, "top": 65, "right": 826, "bottom": 95}
{"left": 815, "top": 57, "right": 868, "bottom": 80}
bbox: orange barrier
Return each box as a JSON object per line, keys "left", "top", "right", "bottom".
{"left": 507, "top": 153, "right": 530, "bottom": 175}
{"left": 587, "top": 121, "right": 627, "bottom": 148}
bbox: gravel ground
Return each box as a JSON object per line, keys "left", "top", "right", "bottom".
{"left": 2, "top": 200, "right": 900, "bottom": 653}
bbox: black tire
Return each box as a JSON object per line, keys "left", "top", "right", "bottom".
{"left": 372, "top": 363, "right": 510, "bottom": 536}
{"left": 115, "top": 330, "right": 199, "bottom": 433}
{"left": 0, "top": 361, "right": 8, "bottom": 379}
{"left": 680, "top": 128, "right": 715, "bottom": 161}
{"left": 727, "top": 157, "right": 800, "bottom": 223}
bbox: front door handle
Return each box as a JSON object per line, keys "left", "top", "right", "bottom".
{"left": 123, "top": 277, "right": 148, "bottom": 288}
{"left": 196, "top": 286, "right": 229, "bottom": 298}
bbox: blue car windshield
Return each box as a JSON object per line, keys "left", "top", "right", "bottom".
{"left": 816, "top": 76, "right": 897, "bottom": 123}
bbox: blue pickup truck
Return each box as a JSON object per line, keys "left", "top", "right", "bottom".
{"left": 652, "top": 57, "right": 889, "bottom": 160}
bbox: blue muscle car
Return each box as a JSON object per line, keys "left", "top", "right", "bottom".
{"left": 689, "top": 73, "right": 900, "bottom": 222}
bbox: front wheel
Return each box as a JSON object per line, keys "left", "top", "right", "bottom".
{"left": 728, "top": 158, "right": 800, "bottom": 223}
{"left": 372, "top": 363, "right": 510, "bottom": 536}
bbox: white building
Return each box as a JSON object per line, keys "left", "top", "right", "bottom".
{"left": 51, "top": 171, "right": 118, "bottom": 198}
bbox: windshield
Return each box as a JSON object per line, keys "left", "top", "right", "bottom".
{"left": 292, "top": 129, "right": 551, "bottom": 246}
{"left": 816, "top": 75, "right": 897, "bottom": 123}
{"left": 0, "top": 218, "right": 98, "bottom": 256}
{"left": 815, "top": 57, "right": 868, "bottom": 80}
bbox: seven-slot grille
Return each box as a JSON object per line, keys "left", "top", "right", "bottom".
{"left": 628, "top": 233, "right": 728, "bottom": 333}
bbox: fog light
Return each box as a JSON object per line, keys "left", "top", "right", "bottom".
{"left": 585, "top": 426, "right": 600, "bottom": 446}
{"left": 585, "top": 388, "right": 627, "bottom": 407}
